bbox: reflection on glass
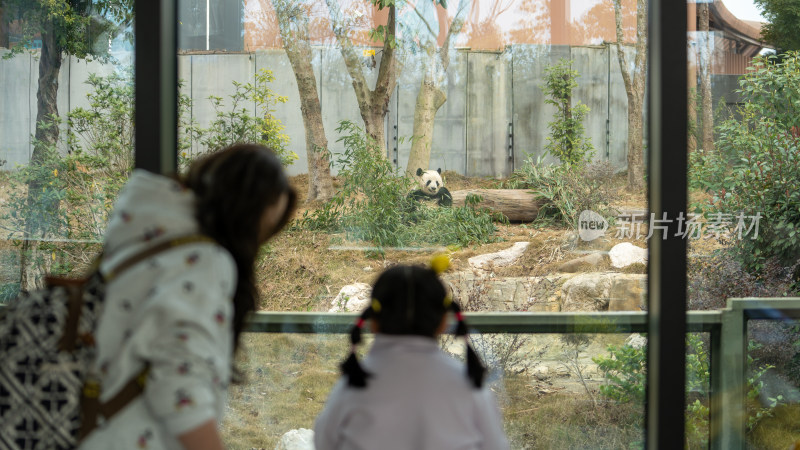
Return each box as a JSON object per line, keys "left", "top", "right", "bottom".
{"left": 0, "top": 3, "right": 134, "bottom": 296}
{"left": 173, "top": 0, "right": 652, "bottom": 445}
{"left": 225, "top": 331, "right": 646, "bottom": 448}
{"left": 685, "top": 0, "right": 800, "bottom": 447}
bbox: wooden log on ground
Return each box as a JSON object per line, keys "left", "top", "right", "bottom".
{"left": 451, "top": 189, "right": 544, "bottom": 222}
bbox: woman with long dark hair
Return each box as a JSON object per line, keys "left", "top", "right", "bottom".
{"left": 80, "top": 143, "right": 296, "bottom": 450}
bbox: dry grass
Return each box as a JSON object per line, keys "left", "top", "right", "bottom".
{"left": 221, "top": 333, "right": 346, "bottom": 449}
{"left": 749, "top": 403, "right": 800, "bottom": 449}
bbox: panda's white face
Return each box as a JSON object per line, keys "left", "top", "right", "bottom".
{"left": 420, "top": 170, "right": 443, "bottom": 195}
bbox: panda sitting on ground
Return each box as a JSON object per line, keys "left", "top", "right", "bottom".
{"left": 408, "top": 168, "right": 452, "bottom": 207}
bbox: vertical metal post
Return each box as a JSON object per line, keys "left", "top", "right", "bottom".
{"left": 646, "top": 0, "right": 688, "bottom": 447}
{"left": 714, "top": 301, "right": 747, "bottom": 449}
{"left": 710, "top": 321, "right": 723, "bottom": 449}
{"left": 135, "top": 0, "right": 178, "bottom": 174}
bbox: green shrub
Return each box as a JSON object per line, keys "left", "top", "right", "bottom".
{"left": 190, "top": 69, "right": 296, "bottom": 167}
{"left": 504, "top": 154, "right": 617, "bottom": 228}
{"left": 541, "top": 59, "right": 594, "bottom": 167}
{"left": 691, "top": 52, "right": 800, "bottom": 272}
{"left": 297, "top": 121, "right": 499, "bottom": 248}
{"left": 2, "top": 69, "right": 294, "bottom": 277}
{"left": 594, "top": 334, "right": 781, "bottom": 445}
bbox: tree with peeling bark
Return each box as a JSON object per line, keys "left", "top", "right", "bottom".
{"left": 2, "top": 0, "right": 132, "bottom": 290}
{"left": 272, "top": 0, "right": 335, "bottom": 202}
{"left": 697, "top": 2, "right": 714, "bottom": 152}
{"left": 613, "top": 0, "right": 647, "bottom": 189}
{"left": 404, "top": 0, "right": 469, "bottom": 178}
{"left": 325, "top": 0, "right": 397, "bottom": 156}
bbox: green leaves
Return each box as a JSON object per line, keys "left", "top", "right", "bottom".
{"left": 541, "top": 59, "right": 594, "bottom": 167}
{"left": 691, "top": 51, "right": 800, "bottom": 271}
{"left": 297, "top": 120, "right": 499, "bottom": 248}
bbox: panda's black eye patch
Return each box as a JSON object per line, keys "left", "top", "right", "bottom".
{"left": 426, "top": 180, "right": 432, "bottom": 186}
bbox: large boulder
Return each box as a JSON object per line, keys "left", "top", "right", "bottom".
{"left": 608, "top": 242, "right": 648, "bottom": 268}
{"left": 275, "top": 428, "right": 314, "bottom": 450}
{"left": 468, "top": 242, "right": 530, "bottom": 270}
{"left": 557, "top": 252, "right": 606, "bottom": 273}
{"left": 443, "top": 272, "right": 569, "bottom": 312}
{"left": 328, "top": 283, "right": 371, "bottom": 313}
{"left": 561, "top": 273, "right": 646, "bottom": 312}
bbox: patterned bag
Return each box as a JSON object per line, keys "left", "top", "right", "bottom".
{"left": 0, "top": 235, "right": 211, "bottom": 450}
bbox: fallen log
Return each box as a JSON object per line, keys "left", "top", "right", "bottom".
{"left": 451, "top": 189, "right": 544, "bottom": 222}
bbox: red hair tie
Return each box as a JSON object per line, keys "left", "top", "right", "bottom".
{"left": 455, "top": 312, "right": 464, "bottom": 322}
{"left": 356, "top": 318, "right": 365, "bottom": 328}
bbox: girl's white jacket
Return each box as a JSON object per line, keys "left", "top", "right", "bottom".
{"left": 79, "top": 170, "right": 236, "bottom": 450}
{"left": 314, "top": 334, "right": 510, "bottom": 450}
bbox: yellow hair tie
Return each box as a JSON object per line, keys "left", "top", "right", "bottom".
{"left": 371, "top": 299, "right": 381, "bottom": 313}
{"left": 444, "top": 295, "right": 453, "bottom": 307}
{"left": 430, "top": 254, "right": 450, "bottom": 275}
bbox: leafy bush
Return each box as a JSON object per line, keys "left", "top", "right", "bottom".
{"left": 688, "top": 252, "right": 798, "bottom": 311}
{"left": 189, "top": 69, "right": 296, "bottom": 167}
{"left": 298, "top": 121, "right": 499, "bottom": 248}
{"left": 541, "top": 59, "right": 594, "bottom": 167}
{"left": 691, "top": 52, "right": 800, "bottom": 272}
{"left": 593, "top": 340, "right": 646, "bottom": 404}
{"left": 594, "top": 334, "right": 781, "bottom": 445}
{"left": 504, "top": 154, "right": 617, "bottom": 228}
{"left": 2, "top": 69, "right": 294, "bottom": 278}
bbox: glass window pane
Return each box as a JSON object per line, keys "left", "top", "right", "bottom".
{"left": 175, "top": 0, "right": 652, "bottom": 448}
{"left": 686, "top": 0, "right": 799, "bottom": 446}
{"left": 0, "top": 2, "right": 134, "bottom": 296}
{"left": 225, "top": 331, "right": 647, "bottom": 448}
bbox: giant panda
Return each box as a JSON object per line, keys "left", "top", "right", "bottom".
{"left": 409, "top": 168, "right": 452, "bottom": 207}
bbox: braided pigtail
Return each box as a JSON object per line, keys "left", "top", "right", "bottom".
{"left": 450, "top": 301, "right": 486, "bottom": 388}
{"left": 341, "top": 307, "right": 374, "bottom": 388}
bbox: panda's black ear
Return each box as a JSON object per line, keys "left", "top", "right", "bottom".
{"left": 437, "top": 168, "right": 442, "bottom": 174}
{"left": 416, "top": 168, "right": 424, "bottom": 176}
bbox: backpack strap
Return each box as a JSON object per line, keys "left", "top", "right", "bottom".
{"left": 79, "top": 366, "right": 149, "bottom": 442}
{"left": 103, "top": 234, "right": 216, "bottom": 282}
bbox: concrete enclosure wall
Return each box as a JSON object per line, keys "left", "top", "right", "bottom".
{"left": 1, "top": 46, "right": 742, "bottom": 177}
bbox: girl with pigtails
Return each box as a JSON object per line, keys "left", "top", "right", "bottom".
{"left": 314, "top": 257, "right": 509, "bottom": 450}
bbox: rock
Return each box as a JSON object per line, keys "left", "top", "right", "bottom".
{"left": 533, "top": 365, "right": 550, "bottom": 380}
{"left": 328, "top": 283, "right": 371, "bottom": 313}
{"left": 561, "top": 273, "right": 614, "bottom": 311}
{"left": 443, "top": 272, "right": 570, "bottom": 312}
{"left": 557, "top": 253, "right": 605, "bottom": 273}
{"left": 561, "top": 273, "right": 646, "bottom": 312}
{"left": 607, "top": 275, "right": 647, "bottom": 311}
{"left": 275, "top": 428, "right": 314, "bottom": 450}
{"left": 608, "top": 242, "right": 648, "bottom": 268}
{"left": 468, "top": 242, "right": 530, "bottom": 270}
{"left": 625, "top": 333, "right": 647, "bottom": 349}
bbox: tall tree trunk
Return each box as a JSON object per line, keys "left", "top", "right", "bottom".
{"left": 0, "top": 7, "right": 9, "bottom": 48}
{"left": 405, "top": 73, "right": 446, "bottom": 175}
{"left": 687, "top": 87, "right": 697, "bottom": 153}
{"left": 273, "top": 0, "right": 334, "bottom": 202}
{"left": 404, "top": 1, "right": 468, "bottom": 176}
{"left": 325, "top": 0, "right": 397, "bottom": 157}
{"left": 21, "top": 19, "right": 62, "bottom": 291}
{"left": 614, "top": 0, "right": 647, "bottom": 190}
{"left": 627, "top": 95, "right": 645, "bottom": 188}
{"left": 698, "top": 3, "right": 714, "bottom": 152}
